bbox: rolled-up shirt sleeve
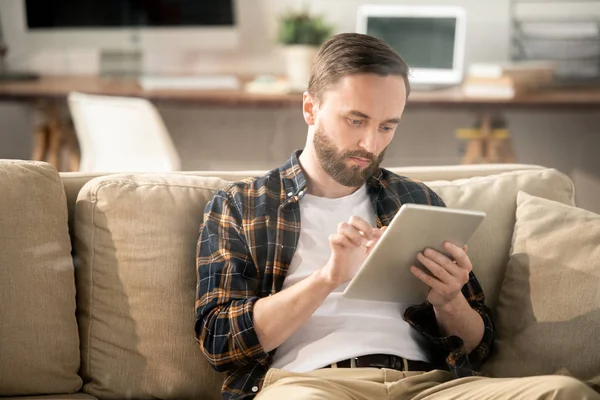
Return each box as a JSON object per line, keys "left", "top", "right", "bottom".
{"left": 404, "top": 271, "right": 494, "bottom": 375}
{"left": 194, "top": 190, "right": 270, "bottom": 372}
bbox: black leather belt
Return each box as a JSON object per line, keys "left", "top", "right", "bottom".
{"left": 325, "top": 354, "right": 433, "bottom": 372}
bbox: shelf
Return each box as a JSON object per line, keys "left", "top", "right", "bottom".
{"left": 510, "top": 0, "right": 600, "bottom": 83}
{"left": 513, "top": 35, "right": 600, "bottom": 42}
{"left": 513, "top": 18, "right": 600, "bottom": 23}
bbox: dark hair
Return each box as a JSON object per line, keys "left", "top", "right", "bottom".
{"left": 308, "top": 32, "right": 411, "bottom": 103}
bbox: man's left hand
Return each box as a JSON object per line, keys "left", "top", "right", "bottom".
{"left": 410, "top": 242, "right": 471, "bottom": 308}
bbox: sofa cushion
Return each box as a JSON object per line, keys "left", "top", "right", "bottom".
{"left": 0, "top": 160, "right": 82, "bottom": 396}
{"left": 481, "top": 191, "right": 600, "bottom": 385}
{"left": 74, "top": 174, "right": 227, "bottom": 400}
{"left": 425, "top": 168, "right": 575, "bottom": 310}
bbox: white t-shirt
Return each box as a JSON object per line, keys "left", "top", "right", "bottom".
{"left": 270, "top": 185, "right": 431, "bottom": 372}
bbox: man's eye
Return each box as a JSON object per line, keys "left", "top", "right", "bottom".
{"left": 350, "top": 119, "right": 362, "bottom": 125}
{"left": 381, "top": 126, "right": 394, "bottom": 132}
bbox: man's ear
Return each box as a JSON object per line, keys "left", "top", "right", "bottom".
{"left": 302, "top": 92, "right": 317, "bottom": 126}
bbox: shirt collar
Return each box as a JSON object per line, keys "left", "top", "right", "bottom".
{"left": 278, "top": 150, "right": 308, "bottom": 200}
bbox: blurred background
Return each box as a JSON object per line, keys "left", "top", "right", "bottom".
{"left": 0, "top": 0, "right": 599, "bottom": 212}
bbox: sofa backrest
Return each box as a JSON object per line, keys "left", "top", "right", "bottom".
{"left": 59, "top": 163, "right": 544, "bottom": 241}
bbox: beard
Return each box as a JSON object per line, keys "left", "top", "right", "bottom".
{"left": 313, "top": 126, "right": 386, "bottom": 187}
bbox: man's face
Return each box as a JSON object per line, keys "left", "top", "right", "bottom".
{"left": 309, "top": 73, "right": 407, "bottom": 187}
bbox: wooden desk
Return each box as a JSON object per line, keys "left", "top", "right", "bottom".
{"left": 3, "top": 75, "right": 600, "bottom": 108}
{"left": 0, "top": 75, "right": 301, "bottom": 108}
{"left": 2, "top": 75, "right": 600, "bottom": 170}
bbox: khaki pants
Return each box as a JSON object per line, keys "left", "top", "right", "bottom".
{"left": 256, "top": 368, "right": 600, "bottom": 400}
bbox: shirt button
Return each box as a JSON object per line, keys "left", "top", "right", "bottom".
{"left": 252, "top": 386, "right": 258, "bottom": 392}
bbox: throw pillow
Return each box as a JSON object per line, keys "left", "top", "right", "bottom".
{"left": 482, "top": 191, "right": 600, "bottom": 387}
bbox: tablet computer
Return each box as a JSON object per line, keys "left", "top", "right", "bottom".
{"left": 342, "top": 203, "right": 486, "bottom": 304}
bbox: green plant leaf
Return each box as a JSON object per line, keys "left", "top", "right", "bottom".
{"left": 277, "top": 9, "right": 334, "bottom": 46}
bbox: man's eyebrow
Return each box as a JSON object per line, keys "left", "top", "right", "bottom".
{"left": 383, "top": 117, "right": 401, "bottom": 124}
{"left": 348, "top": 110, "right": 400, "bottom": 124}
{"left": 348, "top": 110, "right": 371, "bottom": 120}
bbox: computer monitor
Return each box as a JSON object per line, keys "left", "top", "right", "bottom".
{"left": 23, "top": 0, "right": 238, "bottom": 50}
{"left": 356, "top": 5, "right": 466, "bottom": 87}
{"left": 15, "top": 0, "right": 239, "bottom": 75}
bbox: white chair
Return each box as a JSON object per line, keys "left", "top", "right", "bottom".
{"left": 67, "top": 92, "right": 181, "bottom": 172}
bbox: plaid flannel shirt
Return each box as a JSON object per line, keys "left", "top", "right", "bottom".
{"left": 195, "top": 151, "right": 494, "bottom": 400}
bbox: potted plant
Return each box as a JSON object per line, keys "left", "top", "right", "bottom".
{"left": 278, "top": 8, "right": 333, "bottom": 92}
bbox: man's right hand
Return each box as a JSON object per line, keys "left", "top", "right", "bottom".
{"left": 254, "top": 216, "right": 386, "bottom": 352}
{"left": 319, "top": 216, "right": 387, "bottom": 289}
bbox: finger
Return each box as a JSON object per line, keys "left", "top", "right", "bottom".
{"left": 329, "top": 233, "right": 353, "bottom": 249}
{"left": 423, "top": 248, "right": 458, "bottom": 270}
{"left": 422, "top": 248, "right": 465, "bottom": 279}
{"left": 371, "top": 227, "right": 386, "bottom": 239}
{"left": 410, "top": 265, "right": 444, "bottom": 292}
{"left": 338, "top": 222, "right": 364, "bottom": 247}
{"left": 417, "top": 252, "right": 454, "bottom": 284}
{"left": 443, "top": 242, "right": 472, "bottom": 273}
{"left": 348, "top": 215, "right": 374, "bottom": 240}
{"left": 365, "top": 236, "right": 380, "bottom": 248}
{"left": 364, "top": 226, "right": 388, "bottom": 248}
{"left": 425, "top": 247, "right": 471, "bottom": 284}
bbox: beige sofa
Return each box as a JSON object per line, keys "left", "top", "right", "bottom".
{"left": 1, "top": 159, "right": 598, "bottom": 399}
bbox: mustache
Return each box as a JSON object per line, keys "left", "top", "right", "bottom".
{"left": 343, "top": 150, "right": 377, "bottom": 162}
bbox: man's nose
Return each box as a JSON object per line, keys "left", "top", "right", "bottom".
{"left": 359, "top": 129, "right": 378, "bottom": 155}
